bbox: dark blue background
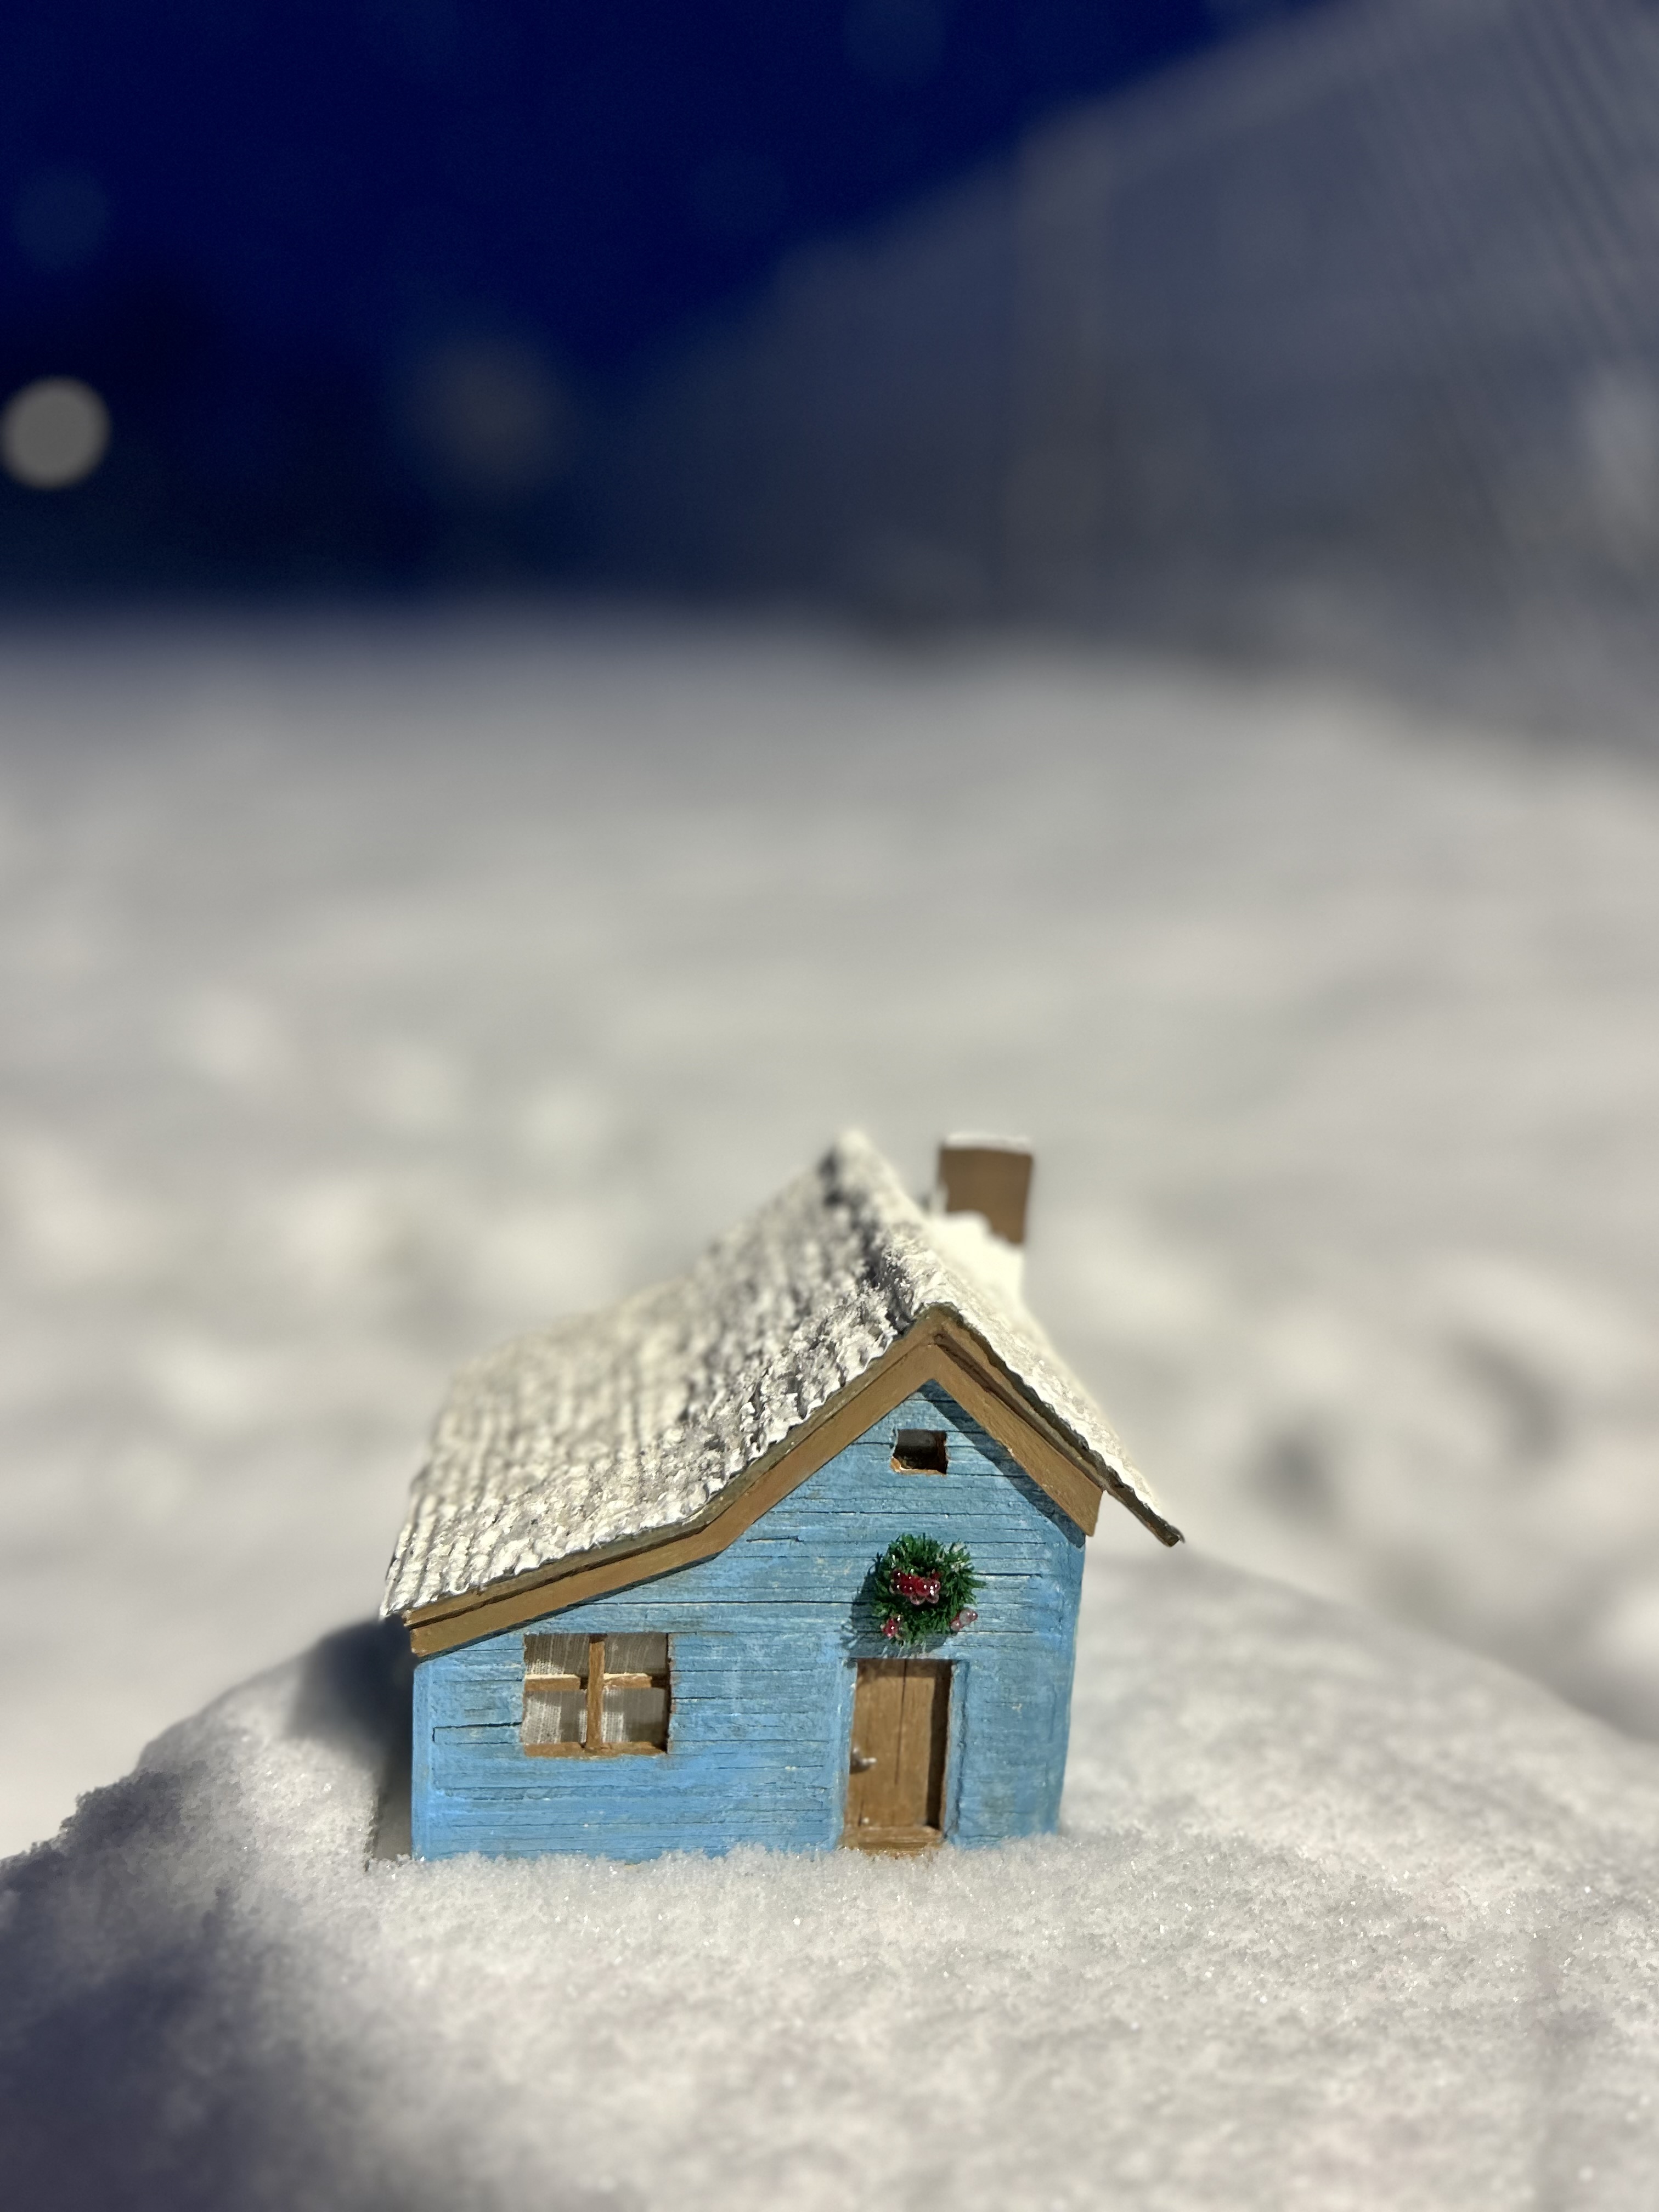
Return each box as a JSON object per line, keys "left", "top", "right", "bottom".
{"left": 2, "top": 1, "right": 1326, "bottom": 591}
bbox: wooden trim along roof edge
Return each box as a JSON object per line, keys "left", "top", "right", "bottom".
{"left": 940, "top": 1325, "right": 1183, "bottom": 1554}
{"left": 405, "top": 1316, "right": 951, "bottom": 1652}
{"left": 403, "top": 1307, "right": 1181, "bottom": 1656}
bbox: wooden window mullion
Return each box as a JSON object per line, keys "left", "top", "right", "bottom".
{"left": 586, "top": 1635, "right": 606, "bottom": 1750}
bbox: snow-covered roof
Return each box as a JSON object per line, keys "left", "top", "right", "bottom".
{"left": 383, "top": 1132, "right": 1174, "bottom": 1619}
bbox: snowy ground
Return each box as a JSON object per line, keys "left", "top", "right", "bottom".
{"left": 3, "top": 609, "right": 1659, "bottom": 1861}
{"left": 7, "top": 1549, "right": 1659, "bottom": 2211}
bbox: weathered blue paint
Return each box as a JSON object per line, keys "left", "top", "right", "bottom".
{"left": 411, "top": 1384, "right": 1086, "bottom": 1860}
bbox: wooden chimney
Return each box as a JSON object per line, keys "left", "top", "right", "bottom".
{"left": 935, "top": 1136, "right": 1033, "bottom": 1247}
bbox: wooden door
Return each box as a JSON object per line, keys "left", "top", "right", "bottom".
{"left": 843, "top": 1660, "right": 950, "bottom": 1851}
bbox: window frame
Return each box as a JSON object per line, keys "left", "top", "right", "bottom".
{"left": 521, "top": 1632, "right": 672, "bottom": 1758}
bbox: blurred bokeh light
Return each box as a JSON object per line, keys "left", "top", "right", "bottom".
{"left": 1, "top": 375, "right": 109, "bottom": 488}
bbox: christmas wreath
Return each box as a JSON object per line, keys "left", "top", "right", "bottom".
{"left": 870, "top": 1533, "right": 982, "bottom": 1647}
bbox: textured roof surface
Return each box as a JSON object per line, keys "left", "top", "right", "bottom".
{"left": 383, "top": 1133, "right": 1166, "bottom": 1617}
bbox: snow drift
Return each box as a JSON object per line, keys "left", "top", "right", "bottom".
{"left": 6, "top": 1550, "right": 1658, "bottom": 2211}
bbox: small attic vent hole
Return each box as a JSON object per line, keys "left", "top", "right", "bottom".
{"left": 893, "top": 1427, "right": 949, "bottom": 1475}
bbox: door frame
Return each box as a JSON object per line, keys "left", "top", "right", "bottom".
{"left": 838, "top": 1656, "right": 965, "bottom": 1850}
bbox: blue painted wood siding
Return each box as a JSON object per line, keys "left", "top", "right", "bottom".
{"left": 411, "top": 1384, "right": 1085, "bottom": 1860}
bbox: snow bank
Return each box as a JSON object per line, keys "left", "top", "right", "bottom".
{"left": 6, "top": 1550, "right": 1658, "bottom": 2211}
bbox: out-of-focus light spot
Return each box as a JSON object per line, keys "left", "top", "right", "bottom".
{"left": 1, "top": 378, "right": 110, "bottom": 489}
{"left": 12, "top": 167, "right": 109, "bottom": 272}
{"left": 843, "top": 0, "right": 951, "bottom": 86}
{"left": 689, "top": 152, "right": 789, "bottom": 246}
{"left": 403, "top": 339, "right": 574, "bottom": 503}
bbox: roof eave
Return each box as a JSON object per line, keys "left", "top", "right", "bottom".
{"left": 396, "top": 1306, "right": 1181, "bottom": 1657}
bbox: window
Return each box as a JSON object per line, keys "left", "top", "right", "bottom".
{"left": 891, "top": 1427, "right": 949, "bottom": 1475}
{"left": 521, "top": 1632, "right": 670, "bottom": 1757}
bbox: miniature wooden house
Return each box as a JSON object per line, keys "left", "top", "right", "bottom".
{"left": 383, "top": 1133, "right": 1180, "bottom": 1859}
